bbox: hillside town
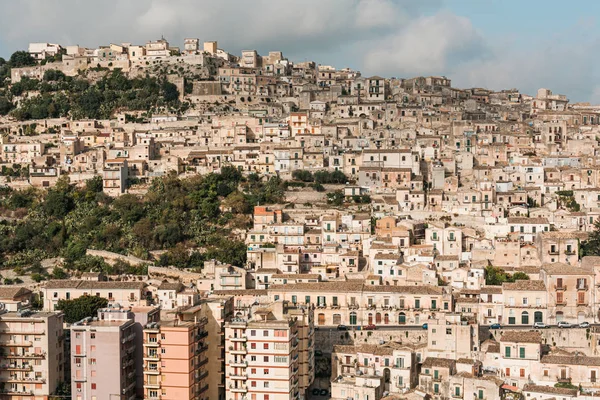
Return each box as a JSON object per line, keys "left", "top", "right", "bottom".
{"left": 1, "top": 37, "right": 600, "bottom": 400}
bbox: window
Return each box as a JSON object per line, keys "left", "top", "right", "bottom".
{"left": 519, "top": 347, "right": 525, "bottom": 359}
{"left": 263, "top": 369, "right": 269, "bottom": 375}
{"left": 91, "top": 383, "right": 96, "bottom": 390}
{"left": 251, "top": 381, "right": 257, "bottom": 387}
{"left": 263, "top": 343, "right": 269, "bottom": 350}
{"left": 478, "top": 390, "right": 484, "bottom": 399}
{"left": 90, "top": 333, "right": 95, "bottom": 339}
{"left": 251, "top": 343, "right": 256, "bottom": 349}
{"left": 505, "top": 347, "right": 511, "bottom": 358}
{"left": 251, "top": 330, "right": 256, "bottom": 336}
{"left": 264, "top": 356, "right": 269, "bottom": 362}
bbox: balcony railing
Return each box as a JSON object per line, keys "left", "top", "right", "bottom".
{"left": 555, "top": 285, "right": 567, "bottom": 291}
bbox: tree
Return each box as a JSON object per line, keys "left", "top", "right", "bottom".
{"left": 327, "top": 190, "right": 345, "bottom": 206}
{"left": 0, "top": 96, "right": 13, "bottom": 115}
{"left": 161, "top": 80, "right": 179, "bottom": 103}
{"left": 56, "top": 295, "right": 108, "bottom": 324}
{"left": 9, "top": 51, "right": 36, "bottom": 68}
{"left": 581, "top": 220, "right": 600, "bottom": 256}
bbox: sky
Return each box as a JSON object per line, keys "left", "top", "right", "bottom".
{"left": 1, "top": 0, "right": 599, "bottom": 102}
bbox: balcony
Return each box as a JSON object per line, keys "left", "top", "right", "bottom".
{"left": 198, "top": 357, "right": 209, "bottom": 367}
{"left": 144, "top": 339, "right": 160, "bottom": 347}
{"left": 0, "top": 341, "right": 33, "bottom": 347}
{"left": 144, "top": 353, "right": 160, "bottom": 361}
{"left": 229, "top": 373, "right": 248, "bottom": 380}
{"left": 229, "top": 335, "right": 247, "bottom": 342}
{"left": 230, "top": 360, "right": 248, "bottom": 368}
{"left": 0, "top": 365, "right": 32, "bottom": 371}
{"left": 577, "top": 284, "right": 589, "bottom": 291}
{"left": 229, "top": 384, "right": 247, "bottom": 393}
{"left": 197, "top": 370, "right": 208, "bottom": 381}
{"left": 3, "top": 352, "right": 45, "bottom": 361}
{"left": 555, "top": 285, "right": 567, "bottom": 291}
{"left": 2, "top": 377, "right": 46, "bottom": 384}
{"left": 556, "top": 300, "right": 567, "bottom": 306}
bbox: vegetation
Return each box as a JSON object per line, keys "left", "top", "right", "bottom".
{"left": 1, "top": 68, "right": 184, "bottom": 119}
{"left": 581, "top": 220, "right": 600, "bottom": 256}
{"left": 485, "top": 266, "right": 530, "bottom": 285}
{"left": 0, "top": 168, "right": 284, "bottom": 276}
{"left": 292, "top": 170, "right": 348, "bottom": 184}
{"left": 556, "top": 191, "right": 580, "bottom": 212}
{"left": 56, "top": 295, "right": 108, "bottom": 324}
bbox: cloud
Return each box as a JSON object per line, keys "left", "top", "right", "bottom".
{"left": 362, "top": 12, "right": 486, "bottom": 77}
{"left": 0, "top": 1, "right": 599, "bottom": 102}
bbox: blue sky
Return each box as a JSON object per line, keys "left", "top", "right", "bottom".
{"left": 1, "top": 0, "right": 599, "bottom": 102}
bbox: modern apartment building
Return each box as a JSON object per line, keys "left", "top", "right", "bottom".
{"left": 224, "top": 301, "right": 314, "bottom": 400}
{"left": 142, "top": 314, "right": 209, "bottom": 400}
{"left": 0, "top": 309, "right": 65, "bottom": 399}
{"left": 70, "top": 306, "right": 137, "bottom": 400}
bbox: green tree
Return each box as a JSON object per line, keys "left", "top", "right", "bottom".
{"left": 581, "top": 220, "right": 600, "bottom": 256}
{"left": 327, "top": 190, "right": 345, "bottom": 206}
{"left": 56, "top": 295, "right": 109, "bottom": 324}
{"left": 9, "top": 51, "right": 36, "bottom": 68}
{"left": 0, "top": 96, "right": 13, "bottom": 115}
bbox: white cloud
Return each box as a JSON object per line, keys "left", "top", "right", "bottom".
{"left": 362, "top": 12, "right": 485, "bottom": 77}
{"left": 0, "top": 0, "right": 599, "bottom": 102}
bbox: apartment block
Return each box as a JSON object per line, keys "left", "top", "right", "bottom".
{"left": 70, "top": 306, "right": 137, "bottom": 400}
{"left": 224, "top": 301, "right": 314, "bottom": 400}
{"left": 0, "top": 309, "right": 64, "bottom": 399}
{"left": 142, "top": 315, "right": 209, "bottom": 400}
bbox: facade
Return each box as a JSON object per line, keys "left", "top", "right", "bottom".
{"left": 142, "top": 314, "right": 209, "bottom": 400}
{"left": 223, "top": 301, "right": 314, "bottom": 400}
{"left": 0, "top": 309, "right": 64, "bottom": 399}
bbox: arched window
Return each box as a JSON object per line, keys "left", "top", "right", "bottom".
{"left": 368, "top": 313, "right": 373, "bottom": 324}
{"left": 398, "top": 313, "right": 406, "bottom": 325}
{"left": 349, "top": 312, "right": 357, "bottom": 325}
{"left": 521, "top": 311, "right": 529, "bottom": 325}
{"left": 384, "top": 314, "right": 389, "bottom": 324}
{"left": 376, "top": 313, "right": 382, "bottom": 324}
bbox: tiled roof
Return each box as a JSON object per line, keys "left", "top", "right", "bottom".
{"left": 500, "top": 330, "right": 542, "bottom": 344}
{"left": 502, "top": 280, "right": 546, "bottom": 291}
{"left": 422, "top": 357, "right": 455, "bottom": 369}
{"left": 523, "top": 384, "right": 577, "bottom": 396}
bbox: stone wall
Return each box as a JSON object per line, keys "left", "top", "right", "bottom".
{"left": 314, "top": 328, "right": 428, "bottom": 354}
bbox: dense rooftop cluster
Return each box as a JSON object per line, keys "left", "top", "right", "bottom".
{"left": 0, "top": 37, "right": 599, "bottom": 400}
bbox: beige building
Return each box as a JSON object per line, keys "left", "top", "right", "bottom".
{"left": 224, "top": 301, "right": 314, "bottom": 400}
{"left": 0, "top": 309, "right": 65, "bottom": 399}
{"left": 540, "top": 263, "right": 594, "bottom": 324}
{"left": 42, "top": 280, "right": 147, "bottom": 311}
{"left": 501, "top": 280, "right": 547, "bottom": 326}
{"left": 331, "top": 342, "right": 418, "bottom": 398}
{"left": 70, "top": 306, "right": 137, "bottom": 400}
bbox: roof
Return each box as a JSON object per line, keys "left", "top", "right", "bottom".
{"left": 0, "top": 286, "right": 32, "bottom": 300}
{"left": 45, "top": 280, "right": 145, "bottom": 290}
{"left": 500, "top": 330, "right": 542, "bottom": 344}
{"left": 541, "top": 354, "right": 600, "bottom": 367}
{"left": 522, "top": 384, "right": 577, "bottom": 396}
{"left": 502, "top": 280, "right": 546, "bottom": 291}
{"left": 541, "top": 263, "right": 593, "bottom": 276}
{"left": 158, "top": 282, "right": 184, "bottom": 291}
{"left": 507, "top": 217, "right": 549, "bottom": 224}
{"left": 422, "top": 357, "right": 455, "bottom": 369}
